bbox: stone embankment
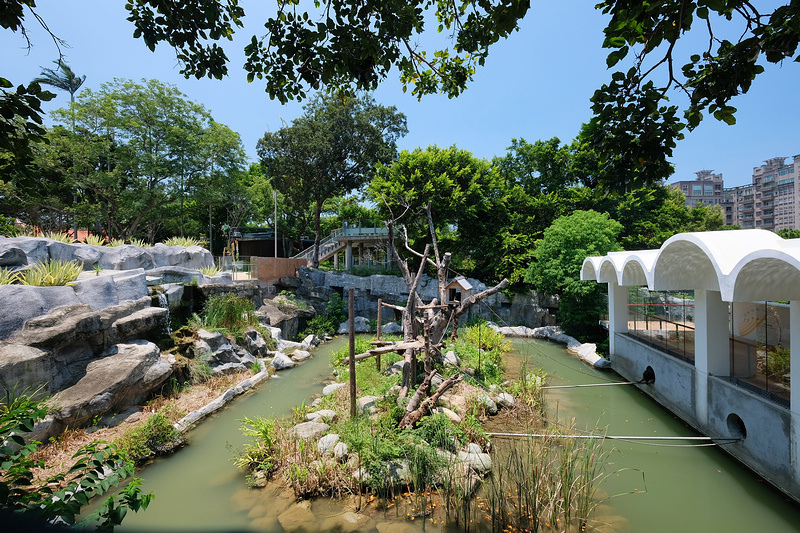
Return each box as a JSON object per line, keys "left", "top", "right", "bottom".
{"left": 0, "top": 237, "right": 316, "bottom": 443}
{"left": 491, "top": 324, "right": 611, "bottom": 369}
{"left": 278, "top": 266, "right": 557, "bottom": 328}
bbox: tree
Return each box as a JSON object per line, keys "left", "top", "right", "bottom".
{"left": 257, "top": 92, "right": 407, "bottom": 266}
{"left": 525, "top": 210, "right": 623, "bottom": 338}
{"left": 34, "top": 79, "right": 247, "bottom": 241}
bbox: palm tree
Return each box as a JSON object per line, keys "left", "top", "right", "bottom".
{"left": 33, "top": 60, "right": 86, "bottom": 130}
{"left": 34, "top": 60, "right": 86, "bottom": 240}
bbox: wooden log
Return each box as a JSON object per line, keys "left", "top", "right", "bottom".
{"left": 399, "top": 372, "right": 463, "bottom": 429}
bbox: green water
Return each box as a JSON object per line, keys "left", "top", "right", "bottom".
{"left": 511, "top": 338, "right": 800, "bottom": 532}
{"left": 115, "top": 336, "right": 800, "bottom": 532}
{"left": 117, "top": 337, "right": 348, "bottom": 532}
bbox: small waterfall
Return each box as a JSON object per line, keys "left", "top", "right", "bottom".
{"left": 155, "top": 290, "right": 172, "bottom": 336}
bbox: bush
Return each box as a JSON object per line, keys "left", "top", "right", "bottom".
{"left": 0, "top": 268, "right": 18, "bottom": 285}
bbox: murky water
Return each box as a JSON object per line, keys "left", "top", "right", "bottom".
{"left": 115, "top": 336, "right": 800, "bottom": 532}
{"left": 510, "top": 337, "right": 800, "bottom": 532}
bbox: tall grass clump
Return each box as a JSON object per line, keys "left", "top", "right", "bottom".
{"left": 19, "top": 259, "right": 83, "bottom": 286}
{"left": 201, "top": 293, "right": 258, "bottom": 332}
{"left": 116, "top": 409, "right": 182, "bottom": 463}
{"left": 128, "top": 238, "right": 148, "bottom": 248}
{"left": 447, "top": 321, "right": 511, "bottom": 385}
{"left": 109, "top": 238, "right": 126, "bottom": 247}
{"left": 482, "top": 431, "right": 603, "bottom": 532}
{"left": 164, "top": 236, "right": 204, "bottom": 247}
{"left": 200, "top": 265, "right": 221, "bottom": 277}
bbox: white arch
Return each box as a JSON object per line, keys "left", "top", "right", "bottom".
{"left": 728, "top": 247, "right": 800, "bottom": 302}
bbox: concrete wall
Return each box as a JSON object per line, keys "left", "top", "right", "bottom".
{"left": 613, "top": 333, "right": 696, "bottom": 422}
{"left": 614, "top": 332, "right": 800, "bottom": 502}
{"left": 255, "top": 257, "right": 308, "bottom": 282}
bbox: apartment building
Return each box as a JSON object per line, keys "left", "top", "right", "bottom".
{"left": 671, "top": 170, "right": 725, "bottom": 208}
{"left": 723, "top": 155, "right": 800, "bottom": 231}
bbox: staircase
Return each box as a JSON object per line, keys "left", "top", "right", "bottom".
{"left": 292, "top": 234, "right": 345, "bottom": 264}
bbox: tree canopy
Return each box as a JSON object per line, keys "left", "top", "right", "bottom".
{"left": 4, "top": 1, "right": 799, "bottom": 192}
{"left": 257, "top": 92, "right": 407, "bottom": 265}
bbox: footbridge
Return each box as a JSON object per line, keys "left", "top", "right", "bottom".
{"left": 292, "top": 224, "right": 391, "bottom": 270}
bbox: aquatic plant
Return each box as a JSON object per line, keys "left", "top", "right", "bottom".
{"left": 18, "top": 259, "right": 83, "bottom": 286}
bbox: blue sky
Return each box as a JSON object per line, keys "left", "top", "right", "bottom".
{"left": 2, "top": 1, "right": 798, "bottom": 188}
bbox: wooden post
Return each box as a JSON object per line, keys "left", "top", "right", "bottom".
{"left": 376, "top": 299, "right": 382, "bottom": 371}
{"left": 349, "top": 288, "right": 356, "bottom": 418}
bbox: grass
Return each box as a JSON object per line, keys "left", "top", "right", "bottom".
{"left": 0, "top": 268, "right": 19, "bottom": 285}
{"left": 84, "top": 234, "right": 106, "bottom": 246}
{"left": 200, "top": 293, "right": 258, "bottom": 332}
{"left": 200, "top": 265, "right": 221, "bottom": 276}
{"left": 115, "top": 408, "right": 182, "bottom": 463}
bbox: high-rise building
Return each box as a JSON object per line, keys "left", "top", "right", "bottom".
{"left": 670, "top": 170, "right": 725, "bottom": 208}
{"left": 723, "top": 155, "right": 800, "bottom": 231}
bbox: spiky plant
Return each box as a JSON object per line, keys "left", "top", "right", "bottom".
{"left": 19, "top": 260, "right": 83, "bottom": 286}
{"left": 200, "top": 265, "right": 221, "bottom": 276}
{"left": 84, "top": 234, "right": 106, "bottom": 246}
{"left": 164, "top": 236, "right": 204, "bottom": 247}
{"left": 109, "top": 238, "right": 126, "bottom": 247}
{"left": 0, "top": 268, "right": 19, "bottom": 285}
{"left": 43, "top": 231, "right": 72, "bottom": 243}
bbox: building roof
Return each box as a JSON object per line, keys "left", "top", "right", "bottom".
{"left": 446, "top": 276, "right": 473, "bottom": 291}
{"left": 581, "top": 229, "right": 800, "bottom": 301}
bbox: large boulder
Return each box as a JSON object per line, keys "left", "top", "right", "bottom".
{"left": 0, "top": 286, "right": 80, "bottom": 341}
{"left": 270, "top": 352, "right": 296, "bottom": 370}
{"left": 49, "top": 340, "right": 172, "bottom": 434}
{"left": 337, "top": 316, "right": 370, "bottom": 334}
{"left": 98, "top": 245, "right": 155, "bottom": 271}
{"left": 289, "top": 421, "right": 329, "bottom": 440}
{"left": 0, "top": 343, "right": 56, "bottom": 398}
{"left": 0, "top": 244, "right": 26, "bottom": 267}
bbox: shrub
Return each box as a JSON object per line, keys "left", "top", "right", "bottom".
{"left": 128, "top": 238, "right": 148, "bottom": 247}
{"left": 109, "top": 238, "right": 126, "bottom": 247}
{"left": 200, "top": 265, "right": 221, "bottom": 276}
{"left": 0, "top": 392, "right": 153, "bottom": 528}
{"left": 19, "top": 259, "right": 83, "bottom": 286}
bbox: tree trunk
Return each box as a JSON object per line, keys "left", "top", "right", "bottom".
{"left": 399, "top": 372, "right": 462, "bottom": 429}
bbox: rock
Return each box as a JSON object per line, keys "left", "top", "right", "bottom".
{"left": 277, "top": 501, "right": 316, "bottom": 533}
{"left": 0, "top": 285, "right": 80, "bottom": 341}
{"left": 243, "top": 328, "right": 270, "bottom": 357}
{"left": 289, "top": 421, "right": 330, "bottom": 440}
{"left": 270, "top": 352, "right": 296, "bottom": 370}
{"left": 333, "top": 442, "right": 349, "bottom": 461}
{"left": 337, "top": 316, "right": 371, "bottom": 334}
{"left": 385, "top": 361, "right": 404, "bottom": 376}
{"left": 207, "top": 343, "right": 239, "bottom": 365}
{"left": 212, "top": 362, "right": 247, "bottom": 376}
{"left": 442, "top": 350, "right": 461, "bottom": 367}
{"left": 477, "top": 394, "right": 498, "bottom": 415}
{"left": 496, "top": 392, "right": 515, "bottom": 409}
{"left": 358, "top": 395, "right": 378, "bottom": 415}
{"left": 320, "top": 511, "right": 377, "bottom": 533}
{"left": 277, "top": 339, "right": 303, "bottom": 352}
{"left": 322, "top": 382, "right": 346, "bottom": 396}
{"left": 196, "top": 329, "right": 229, "bottom": 353}
{"left": 306, "top": 409, "right": 338, "bottom": 423}
{"left": 466, "top": 442, "right": 483, "bottom": 455}
{"left": 317, "top": 433, "right": 340, "bottom": 455}
{"left": 381, "top": 321, "right": 403, "bottom": 335}
{"left": 50, "top": 340, "right": 172, "bottom": 434}
{"left": 0, "top": 244, "right": 26, "bottom": 266}
{"left": 458, "top": 450, "right": 493, "bottom": 475}
{"left": 300, "top": 334, "right": 319, "bottom": 350}
{"left": 434, "top": 406, "right": 461, "bottom": 424}
{"left": 291, "top": 350, "right": 312, "bottom": 362}
{"left": 0, "top": 343, "right": 56, "bottom": 398}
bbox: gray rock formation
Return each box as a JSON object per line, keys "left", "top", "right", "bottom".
{"left": 337, "top": 316, "right": 370, "bottom": 334}
{"left": 289, "top": 421, "right": 329, "bottom": 440}
{"left": 270, "top": 352, "right": 296, "bottom": 370}
{"left": 50, "top": 340, "right": 172, "bottom": 434}
{"left": 317, "top": 433, "right": 340, "bottom": 455}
